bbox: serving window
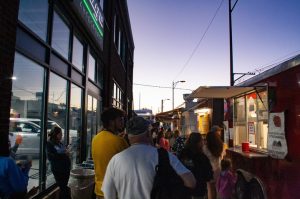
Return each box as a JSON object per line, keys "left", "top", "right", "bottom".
{"left": 233, "top": 90, "right": 268, "bottom": 150}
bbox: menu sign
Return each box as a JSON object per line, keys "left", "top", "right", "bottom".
{"left": 72, "top": 0, "right": 104, "bottom": 49}
{"left": 267, "top": 112, "right": 288, "bottom": 159}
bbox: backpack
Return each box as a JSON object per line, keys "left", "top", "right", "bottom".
{"left": 150, "top": 148, "right": 191, "bottom": 199}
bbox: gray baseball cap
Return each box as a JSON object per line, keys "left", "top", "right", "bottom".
{"left": 126, "top": 116, "right": 150, "bottom": 136}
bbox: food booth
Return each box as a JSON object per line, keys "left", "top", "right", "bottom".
{"left": 188, "top": 54, "right": 300, "bottom": 199}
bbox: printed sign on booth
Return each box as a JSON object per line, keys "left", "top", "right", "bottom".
{"left": 267, "top": 112, "right": 288, "bottom": 159}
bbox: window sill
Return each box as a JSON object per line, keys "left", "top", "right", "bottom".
{"left": 226, "top": 146, "right": 268, "bottom": 159}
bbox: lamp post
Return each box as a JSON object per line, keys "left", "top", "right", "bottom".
{"left": 172, "top": 80, "right": 186, "bottom": 110}
{"left": 161, "top": 98, "right": 170, "bottom": 113}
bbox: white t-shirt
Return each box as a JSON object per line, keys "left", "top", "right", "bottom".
{"left": 102, "top": 144, "right": 190, "bottom": 199}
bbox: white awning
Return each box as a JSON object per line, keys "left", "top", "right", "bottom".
{"left": 188, "top": 86, "right": 256, "bottom": 99}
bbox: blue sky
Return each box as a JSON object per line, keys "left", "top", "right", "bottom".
{"left": 127, "top": 0, "right": 300, "bottom": 114}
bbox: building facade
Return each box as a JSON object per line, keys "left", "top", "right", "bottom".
{"left": 0, "top": 0, "right": 134, "bottom": 195}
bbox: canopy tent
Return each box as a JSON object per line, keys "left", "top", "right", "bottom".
{"left": 188, "top": 86, "right": 257, "bottom": 99}
{"left": 155, "top": 108, "right": 183, "bottom": 122}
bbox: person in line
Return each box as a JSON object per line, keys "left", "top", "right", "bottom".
{"left": 0, "top": 142, "right": 30, "bottom": 199}
{"left": 9, "top": 134, "right": 23, "bottom": 159}
{"left": 172, "top": 129, "right": 186, "bottom": 155}
{"left": 47, "top": 126, "right": 71, "bottom": 199}
{"left": 202, "top": 125, "right": 225, "bottom": 199}
{"left": 92, "top": 107, "right": 129, "bottom": 199}
{"left": 217, "top": 159, "right": 236, "bottom": 199}
{"left": 102, "top": 116, "right": 196, "bottom": 199}
{"left": 150, "top": 122, "right": 159, "bottom": 145}
{"left": 179, "top": 132, "right": 214, "bottom": 199}
{"left": 157, "top": 130, "right": 170, "bottom": 151}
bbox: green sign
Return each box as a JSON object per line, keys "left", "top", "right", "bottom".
{"left": 82, "top": 0, "right": 104, "bottom": 37}
{"left": 72, "top": 0, "right": 104, "bottom": 49}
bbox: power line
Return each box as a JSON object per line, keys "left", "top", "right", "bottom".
{"left": 253, "top": 50, "right": 300, "bottom": 74}
{"left": 235, "top": 50, "right": 300, "bottom": 84}
{"left": 173, "top": 0, "right": 225, "bottom": 81}
{"left": 133, "top": 83, "right": 193, "bottom": 91}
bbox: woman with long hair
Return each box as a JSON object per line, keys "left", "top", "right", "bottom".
{"left": 47, "top": 126, "right": 71, "bottom": 199}
{"left": 179, "top": 132, "right": 213, "bottom": 199}
{"left": 156, "top": 130, "right": 170, "bottom": 151}
{"left": 202, "top": 126, "right": 225, "bottom": 199}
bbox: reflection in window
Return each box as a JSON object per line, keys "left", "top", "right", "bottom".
{"left": 48, "top": 73, "right": 67, "bottom": 133}
{"left": 87, "top": 95, "right": 100, "bottom": 159}
{"left": 18, "top": 0, "right": 48, "bottom": 41}
{"left": 72, "top": 35, "right": 84, "bottom": 72}
{"left": 10, "top": 52, "right": 45, "bottom": 193}
{"left": 46, "top": 72, "right": 67, "bottom": 187}
{"left": 88, "top": 52, "right": 96, "bottom": 82}
{"left": 97, "top": 61, "right": 104, "bottom": 88}
{"left": 118, "top": 30, "right": 122, "bottom": 55}
{"left": 69, "top": 84, "right": 82, "bottom": 167}
{"left": 112, "top": 82, "right": 123, "bottom": 109}
{"left": 52, "top": 11, "right": 70, "bottom": 59}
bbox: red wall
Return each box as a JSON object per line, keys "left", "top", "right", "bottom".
{"left": 229, "top": 64, "right": 300, "bottom": 198}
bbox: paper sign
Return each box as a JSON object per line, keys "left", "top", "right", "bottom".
{"left": 267, "top": 112, "right": 288, "bottom": 159}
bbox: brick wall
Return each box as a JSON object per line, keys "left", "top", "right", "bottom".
{"left": 0, "top": 0, "right": 19, "bottom": 156}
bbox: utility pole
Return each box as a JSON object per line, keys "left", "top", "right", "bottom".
{"left": 229, "top": 0, "right": 233, "bottom": 86}
{"left": 161, "top": 98, "right": 170, "bottom": 112}
{"left": 229, "top": 0, "right": 239, "bottom": 86}
{"left": 172, "top": 80, "right": 185, "bottom": 110}
{"left": 139, "top": 92, "right": 141, "bottom": 110}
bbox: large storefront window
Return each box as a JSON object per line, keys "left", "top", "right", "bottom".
{"left": 52, "top": 11, "right": 70, "bottom": 59}
{"left": 46, "top": 72, "right": 68, "bottom": 187}
{"left": 72, "top": 35, "right": 84, "bottom": 72}
{"left": 88, "top": 52, "right": 96, "bottom": 82}
{"left": 112, "top": 82, "right": 123, "bottom": 109}
{"left": 69, "top": 84, "right": 83, "bottom": 167}
{"left": 86, "top": 95, "right": 101, "bottom": 159}
{"left": 10, "top": 52, "right": 45, "bottom": 192}
{"left": 234, "top": 91, "right": 268, "bottom": 150}
{"left": 18, "top": 0, "right": 48, "bottom": 41}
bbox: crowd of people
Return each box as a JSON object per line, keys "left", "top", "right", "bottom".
{"left": 96, "top": 107, "right": 237, "bottom": 199}
{"left": 0, "top": 107, "right": 236, "bottom": 199}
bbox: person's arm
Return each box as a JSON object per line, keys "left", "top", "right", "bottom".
{"left": 168, "top": 152, "right": 196, "bottom": 189}
{"left": 102, "top": 158, "right": 117, "bottom": 199}
{"left": 10, "top": 143, "right": 19, "bottom": 154}
{"left": 180, "top": 172, "right": 196, "bottom": 189}
{"left": 7, "top": 158, "right": 28, "bottom": 193}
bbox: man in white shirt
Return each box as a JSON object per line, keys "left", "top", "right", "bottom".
{"left": 102, "top": 116, "right": 196, "bottom": 199}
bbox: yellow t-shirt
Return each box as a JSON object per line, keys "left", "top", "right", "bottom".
{"left": 92, "top": 130, "right": 129, "bottom": 196}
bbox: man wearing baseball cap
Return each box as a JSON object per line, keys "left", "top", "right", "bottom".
{"left": 102, "top": 116, "right": 196, "bottom": 199}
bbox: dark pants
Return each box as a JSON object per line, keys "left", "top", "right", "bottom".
{"left": 53, "top": 170, "right": 71, "bottom": 199}
{"left": 8, "top": 192, "right": 26, "bottom": 199}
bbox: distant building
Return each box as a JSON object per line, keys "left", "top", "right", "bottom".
{"left": 134, "top": 109, "right": 154, "bottom": 121}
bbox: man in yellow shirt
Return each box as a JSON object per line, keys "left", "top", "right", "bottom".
{"left": 92, "top": 108, "right": 129, "bottom": 199}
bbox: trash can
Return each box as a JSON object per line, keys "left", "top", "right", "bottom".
{"left": 68, "top": 168, "right": 95, "bottom": 199}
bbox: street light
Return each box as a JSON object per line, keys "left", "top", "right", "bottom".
{"left": 172, "top": 80, "right": 185, "bottom": 110}
{"left": 161, "top": 98, "right": 170, "bottom": 113}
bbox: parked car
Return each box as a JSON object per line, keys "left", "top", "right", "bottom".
{"left": 9, "top": 118, "right": 41, "bottom": 157}
{"left": 9, "top": 118, "right": 78, "bottom": 158}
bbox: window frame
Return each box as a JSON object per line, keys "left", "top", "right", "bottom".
{"left": 51, "top": 9, "right": 71, "bottom": 61}
{"left": 233, "top": 90, "right": 269, "bottom": 151}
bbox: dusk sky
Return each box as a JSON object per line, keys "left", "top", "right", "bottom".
{"left": 127, "top": 0, "right": 300, "bottom": 114}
